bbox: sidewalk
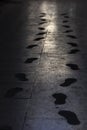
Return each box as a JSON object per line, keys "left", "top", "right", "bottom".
{"left": 0, "top": 0, "right": 87, "bottom": 130}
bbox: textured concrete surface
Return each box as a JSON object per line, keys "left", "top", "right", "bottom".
{"left": 0, "top": 0, "right": 87, "bottom": 130}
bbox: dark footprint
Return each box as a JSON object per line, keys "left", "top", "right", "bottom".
{"left": 39, "top": 15, "right": 45, "bottom": 18}
{"left": 40, "top": 13, "right": 46, "bottom": 15}
{"left": 39, "top": 21, "right": 47, "bottom": 25}
{"left": 58, "top": 110, "right": 80, "bottom": 125}
{"left": 40, "top": 19, "right": 47, "bottom": 22}
{"left": 61, "top": 13, "right": 68, "bottom": 16}
{"left": 67, "top": 42, "right": 78, "bottom": 47}
{"left": 68, "top": 49, "right": 80, "bottom": 54}
{"left": 62, "top": 25, "right": 70, "bottom": 28}
{"left": 64, "top": 30, "right": 73, "bottom": 33}
{"left": 24, "top": 58, "right": 38, "bottom": 63}
{"left": 0, "top": 125, "right": 12, "bottom": 130}
{"left": 34, "top": 37, "right": 44, "bottom": 41}
{"left": 37, "top": 32, "right": 47, "bottom": 35}
{"left": 52, "top": 93, "right": 67, "bottom": 105}
{"left": 60, "top": 78, "right": 77, "bottom": 87}
{"left": 67, "top": 35, "right": 77, "bottom": 39}
{"left": 64, "top": 16, "right": 70, "bottom": 18}
{"left": 15, "top": 73, "right": 28, "bottom": 81}
{"left": 39, "top": 22, "right": 47, "bottom": 25}
{"left": 26, "top": 44, "right": 38, "bottom": 49}
{"left": 38, "top": 27, "right": 45, "bottom": 30}
{"left": 5, "top": 87, "right": 23, "bottom": 98}
{"left": 63, "top": 20, "right": 69, "bottom": 23}
{"left": 66, "top": 63, "right": 79, "bottom": 70}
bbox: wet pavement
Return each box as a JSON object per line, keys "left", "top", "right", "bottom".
{"left": 0, "top": 0, "right": 87, "bottom": 130}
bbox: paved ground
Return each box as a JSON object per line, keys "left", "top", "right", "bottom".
{"left": 0, "top": 0, "right": 87, "bottom": 130}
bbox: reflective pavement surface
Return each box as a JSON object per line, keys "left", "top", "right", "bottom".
{"left": 0, "top": 0, "right": 87, "bottom": 129}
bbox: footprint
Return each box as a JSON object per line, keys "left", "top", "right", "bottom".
{"left": 63, "top": 20, "right": 69, "bottom": 23}
{"left": 67, "top": 42, "right": 78, "bottom": 47}
{"left": 15, "top": 73, "right": 28, "bottom": 81}
{"left": 26, "top": 44, "right": 38, "bottom": 49}
{"left": 67, "top": 35, "right": 77, "bottom": 39}
{"left": 66, "top": 63, "right": 79, "bottom": 70}
{"left": 39, "top": 15, "right": 45, "bottom": 18}
{"left": 61, "top": 13, "right": 68, "bottom": 16}
{"left": 5, "top": 87, "right": 23, "bottom": 98}
{"left": 40, "top": 19, "right": 47, "bottom": 22}
{"left": 60, "top": 78, "right": 77, "bottom": 87}
{"left": 39, "top": 22, "right": 47, "bottom": 25}
{"left": 62, "top": 25, "right": 70, "bottom": 28}
{"left": 40, "top": 16, "right": 44, "bottom": 18}
{"left": 24, "top": 58, "right": 38, "bottom": 63}
{"left": 64, "top": 16, "right": 70, "bottom": 18}
{"left": 40, "top": 13, "right": 46, "bottom": 15}
{"left": 58, "top": 110, "right": 80, "bottom": 125}
{"left": 52, "top": 93, "right": 67, "bottom": 105}
{"left": 38, "top": 27, "right": 45, "bottom": 30}
{"left": 64, "top": 30, "right": 73, "bottom": 33}
{"left": 34, "top": 37, "right": 44, "bottom": 41}
{"left": 36, "top": 32, "right": 47, "bottom": 35}
{"left": 68, "top": 49, "right": 80, "bottom": 54}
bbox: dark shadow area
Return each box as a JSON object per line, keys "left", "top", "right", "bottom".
{"left": 0, "top": 125, "right": 12, "bottom": 130}
{"left": 15, "top": 73, "right": 28, "bottom": 81}
{"left": 5, "top": 87, "right": 23, "bottom": 98}
{"left": 0, "top": 0, "right": 21, "bottom": 4}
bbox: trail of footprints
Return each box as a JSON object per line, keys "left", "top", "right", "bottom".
{"left": 52, "top": 12, "right": 81, "bottom": 125}
{"left": 4, "top": 11, "right": 81, "bottom": 128}
{"left": 5, "top": 13, "right": 47, "bottom": 98}
{"left": 2, "top": 12, "right": 48, "bottom": 130}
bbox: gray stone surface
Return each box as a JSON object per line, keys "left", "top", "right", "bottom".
{"left": 0, "top": 0, "right": 87, "bottom": 130}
